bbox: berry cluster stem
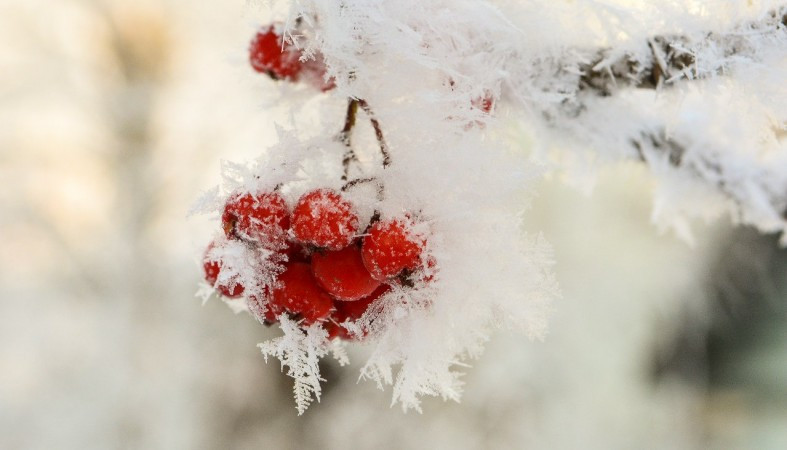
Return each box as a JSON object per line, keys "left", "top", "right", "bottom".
{"left": 339, "top": 99, "right": 360, "bottom": 181}
{"left": 357, "top": 100, "right": 391, "bottom": 168}
{"left": 337, "top": 98, "right": 391, "bottom": 181}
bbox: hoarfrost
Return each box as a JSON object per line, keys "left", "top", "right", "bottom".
{"left": 198, "top": 0, "right": 786, "bottom": 412}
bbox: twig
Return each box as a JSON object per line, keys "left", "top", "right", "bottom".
{"left": 337, "top": 99, "right": 359, "bottom": 181}
{"left": 577, "top": 7, "right": 786, "bottom": 95}
{"left": 358, "top": 100, "right": 391, "bottom": 167}
{"left": 335, "top": 98, "right": 391, "bottom": 198}
{"left": 341, "top": 177, "right": 376, "bottom": 192}
{"left": 629, "top": 129, "right": 787, "bottom": 221}
{"left": 341, "top": 176, "right": 385, "bottom": 201}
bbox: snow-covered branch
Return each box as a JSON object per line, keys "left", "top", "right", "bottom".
{"left": 575, "top": 8, "right": 786, "bottom": 94}
{"left": 513, "top": 5, "right": 787, "bottom": 243}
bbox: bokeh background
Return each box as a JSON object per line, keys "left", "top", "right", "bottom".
{"left": 1, "top": 1, "right": 785, "bottom": 448}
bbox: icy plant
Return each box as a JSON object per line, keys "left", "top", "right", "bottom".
{"left": 195, "top": 0, "right": 787, "bottom": 413}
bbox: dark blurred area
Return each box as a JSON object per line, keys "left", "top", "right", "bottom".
{"left": 653, "top": 230, "right": 787, "bottom": 447}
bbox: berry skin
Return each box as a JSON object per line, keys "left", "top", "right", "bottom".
{"left": 249, "top": 25, "right": 303, "bottom": 80}
{"left": 279, "top": 240, "right": 309, "bottom": 263}
{"left": 361, "top": 219, "right": 424, "bottom": 281}
{"left": 420, "top": 255, "right": 438, "bottom": 284}
{"left": 322, "top": 321, "right": 345, "bottom": 340}
{"left": 472, "top": 95, "right": 494, "bottom": 114}
{"left": 311, "top": 246, "right": 381, "bottom": 301}
{"left": 291, "top": 189, "right": 359, "bottom": 250}
{"left": 247, "top": 292, "right": 279, "bottom": 324}
{"left": 222, "top": 192, "right": 290, "bottom": 247}
{"left": 338, "top": 284, "right": 390, "bottom": 320}
{"left": 203, "top": 245, "right": 245, "bottom": 298}
{"left": 325, "top": 284, "right": 391, "bottom": 340}
{"left": 301, "top": 57, "right": 336, "bottom": 92}
{"left": 270, "top": 263, "right": 334, "bottom": 324}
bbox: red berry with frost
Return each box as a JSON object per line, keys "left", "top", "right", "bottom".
{"left": 222, "top": 192, "right": 290, "bottom": 247}
{"left": 322, "top": 321, "right": 345, "bottom": 340}
{"left": 279, "top": 240, "right": 309, "bottom": 263}
{"left": 291, "top": 189, "right": 359, "bottom": 250}
{"left": 247, "top": 291, "right": 279, "bottom": 324}
{"left": 270, "top": 263, "right": 334, "bottom": 324}
{"left": 472, "top": 94, "right": 494, "bottom": 114}
{"left": 301, "top": 57, "right": 336, "bottom": 92}
{"left": 203, "top": 244, "right": 245, "bottom": 298}
{"left": 338, "top": 284, "right": 390, "bottom": 320}
{"left": 361, "top": 218, "right": 424, "bottom": 281}
{"left": 311, "top": 246, "right": 381, "bottom": 301}
{"left": 420, "top": 255, "right": 438, "bottom": 283}
{"left": 326, "top": 284, "right": 391, "bottom": 340}
{"left": 249, "top": 25, "right": 303, "bottom": 81}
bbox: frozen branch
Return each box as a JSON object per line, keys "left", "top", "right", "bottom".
{"left": 575, "top": 8, "right": 787, "bottom": 96}
{"left": 521, "top": 6, "right": 787, "bottom": 242}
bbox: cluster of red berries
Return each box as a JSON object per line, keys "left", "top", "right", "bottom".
{"left": 249, "top": 24, "right": 335, "bottom": 92}
{"left": 203, "top": 188, "right": 431, "bottom": 340}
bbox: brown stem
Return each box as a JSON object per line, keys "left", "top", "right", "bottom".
{"left": 341, "top": 176, "right": 385, "bottom": 202}
{"left": 358, "top": 100, "right": 391, "bottom": 167}
{"left": 335, "top": 99, "right": 390, "bottom": 200}
{"left": 341, "top": 177, "right": 376, "bottom": 192}
{"left": 338, "top": 98, "right": 359, "bottom": 181}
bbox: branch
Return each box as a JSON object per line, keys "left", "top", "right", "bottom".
{"left": 337, "top": 98, "right": 359, "bottom": 181}
{"left": 525, "top": 7, "right": 787, "bottom": 242}
{"left": 336, "top": 98, "right": 391, "bottom": 182}
{"left": 576, "top": 7, "right": 787, "bottom": 96}
{"left": 358, "top": 100, "right": 391, "bottom": 168}
{"left": 631, "top": 130, "right": 787, "bottom": 227}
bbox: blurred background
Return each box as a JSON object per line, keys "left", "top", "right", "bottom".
{"left": 1, "top": 0, "right": 785, "bottom": 448}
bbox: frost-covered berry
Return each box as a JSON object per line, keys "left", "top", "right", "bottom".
{"left": 322, "top": 320, "right": 345, "bottom": 340}
{"left": 291, "top": 189, "right": 359, "bottom": 250}
{"left": 338, "top": 283, "right": 390, "bottom": 320}
{"left": 472, "top": 94, "right": 494, "bottom": 114}
{"left": 271, "top": 263, "right": 334, "bottom": 324}
{"left": 419, "top": 255, "right": 438, "bottom": 284}
{"left": 325, "top": 284, "right": 391, "bottom": 340}
{"left": 222, "top": 192, "right": 290, "bottom": 246}
{"left": 361, "top": 218, "right": 424, "bottom": 281}
{"left": 247, "top": 292, "right": 279, "bottom": 324}
{"left": 279, "top": 240, "right": 309, "bottom": 263}
{"left": 249, "top": 25, "right": 303, "bottom": 81}
{"left": 311, "top": 246, "right": 381, "bottom": 301}
{"left": 301, "top": 58, "right": 336, "bottom": 92}
{"left": 203, "top": 245, "right": 245, "bottom": 298}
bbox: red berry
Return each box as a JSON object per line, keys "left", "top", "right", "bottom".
{"left": 326, "top": 284, "right": 390, "bottom": 340}
{"left": 420, "top": 255, "right": 438, "bottom": 283}
{"left": 301, "top": 57, "right": 336, "bottom": 92}
{"left": 249, "top": 25, "right": 303, "bottom": 80}
{"left": 203, "top": 244, "right": 245, "bottom": 298}
{"left": 279, "top": 240, "right": 309, "bottom": 263}
{"left": 222, "top": 192, "right": 290, "bottom": 247}
{"left": 472, "top": 94, "right": 494, "bottom": 114}
{"left": 361, "top": 219, "right": 424, "bottom": 281}
{"left": 322, "top": 320, "right": 346, "bottom": 340}
{"left": 311, "top": 246, "right": 381, "bottom": 301}
{"left": 248, "top": 291, "right": 279, "bottom": 324}
{"left": 291, "top": 189, "right": 359, "bottom": 250}
{"left": 338, "top": 284, "right": 390, "bottom": 320}
{"left": 270, "top": 263, "right": 334, "bottom": 324}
